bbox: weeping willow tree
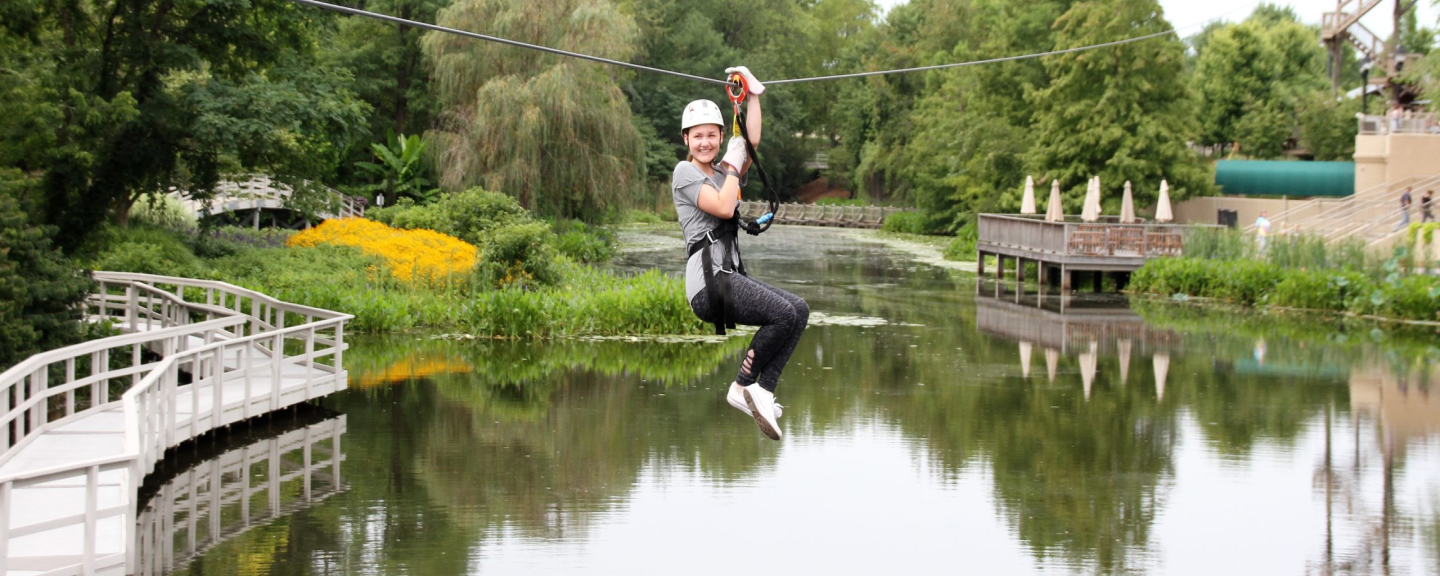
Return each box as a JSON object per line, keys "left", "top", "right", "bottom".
{"left": 423, "top": 0, "right": 646, "bottom": 219}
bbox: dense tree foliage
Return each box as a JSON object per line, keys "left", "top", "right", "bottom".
{"left": 424, "top": 0, "right": 647, "bottom": 218}
{"left": 2, "top": 0, "right": 1430, "bottom": 243}
{"left": 1192, "top": 8, "right": 1327, "bottom": 158}
{"left": 0, "top": 0, "right": 369, "bottom": 249}
{"left": 0, "top": 195, "right": 94, "bottom": 370}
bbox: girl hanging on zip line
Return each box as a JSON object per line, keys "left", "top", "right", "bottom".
{"left": 672, "top": 66, "right": 808, "bottom": 441}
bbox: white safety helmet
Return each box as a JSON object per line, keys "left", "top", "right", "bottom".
{"left": 681, "top": 99, "right": 725, "bottom": 132}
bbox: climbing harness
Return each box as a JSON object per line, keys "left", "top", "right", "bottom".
{"left": 687, "top": 219, "right": 746, "bottom": 335}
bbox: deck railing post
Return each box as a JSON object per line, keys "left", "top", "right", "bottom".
{"left": 305, "top": 328, "right": 315, "bottom": 397}
{"left": 213, "top": 347, "right": 225, "bottom": 430}
{"left": 127, "top": 285, "right": 139, "bottom": 330}
{"left": 0, "top": 481, "right": 10, "bottom": 575}
{"left": 272, "top": 333, "right": 284, "bottom": 412}
{"left": 83, "top": 464, "right": 98, "bottom": 574}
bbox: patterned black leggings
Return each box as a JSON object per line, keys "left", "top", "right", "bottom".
{"left": 691, "top": 274, "right": 809, "bottom": 392}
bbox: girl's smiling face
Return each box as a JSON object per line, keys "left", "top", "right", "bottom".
{"left": 684, "top": 124, "right": 723, "bottom": 165}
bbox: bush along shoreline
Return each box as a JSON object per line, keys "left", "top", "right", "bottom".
{"left": 1127, "top": 229, "right": 1440, "bottom": 324}
{"left": 88, "top": 188, "right": 708, "bottom": 337}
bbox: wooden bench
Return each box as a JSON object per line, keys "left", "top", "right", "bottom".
{"left": 1147, "top": 231, "right": 1184, "bottom": 256}
{"left": 1107, "top": 226, "right": 1146, "bottom": 255}
{"left": 1067, "top": 226, "right": 1109, "bottom": 255}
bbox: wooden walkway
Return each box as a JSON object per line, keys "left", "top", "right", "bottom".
{"left": 0, "top": 273, "right": 351, "bottom": 576}
{"left": 738, "top": 201, "right": 908, "bottom": 229}
{"left": 976, "top": 214, "right": 1216, "bottom": 291}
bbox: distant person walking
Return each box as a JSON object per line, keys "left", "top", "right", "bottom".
{"left": 1422, "top": 190, "right": 1435, "bottom": 223}
{"left": 1395, "top": 187, "right": 1413, "bottom": 231}
{"left": 1255, "top": 211, "right": 1271, "bottom": 252}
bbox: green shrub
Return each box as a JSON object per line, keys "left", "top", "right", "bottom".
{"left": 552, "top": 220, "right": 615, "bottom": 263}
{"left": 1212, "top": 259, "right": 1283, "bottom": 304}
{"left": 0, "top": 195, "right": 97, "bottom": 370}
{"left": 881, "top": 210, "right": 927, "bottom": 235}
{"left": 815, "top": 197, "right": 866, "bottom": 207}
{"left": 943, "top": 221, "right": 978, "bottom": 261}
{"left": 129, "top": 195, "right": 196, "bottom": 232}
{"left": 370, "top": 188, "right": 531, "bottom": 245}
{"left": 193, "top": 226, "right": 294, "bottom": 258}
{"left": 473, "top": 222, "right": 559, "bottom": 289}
{"left": 206, "top": 244, "right": 703, "bottom": 336}
{"left": 622, "top": 209, "right": 665, "bottom": 224}
{"left": 1271, "top": 271, "right": 1374, "bottom": 311}
{"left": 89, "top": 226, "right": 206, "bottom": 277}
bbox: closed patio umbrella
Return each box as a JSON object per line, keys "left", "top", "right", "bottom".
{"left": 1045, "top": 180, "right": 1064, "bottom": 222}
{"left": 1155, "top": 179, "right": 1173, "bottom": 223}
{"left": 1081, "top": 177, "right": 1101, "bottom": 222}
{"left": 1019, "top": 341, "right": 1033, "bottom": 378}
{"left": 1153, "top": 352, "right": 1170, "bottom": 401}
{"left": 1021, "top": 175, "right": 1037, "bottom": 214}
{"left": 1079, "top": 340, "right": 1098, "bottom": 400}
{"left": 1045, "top": 348, "right": 1060, "bottom": 383}
{"left": 1117, "top": 338, "right": 1132, "bottom": 386}
{"left": 1120, "top": 181, "right": 1136, "bottom": 223}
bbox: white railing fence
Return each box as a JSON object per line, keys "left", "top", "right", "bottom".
{"left": 0, "top": 272, "right": 350, "bottom": 576}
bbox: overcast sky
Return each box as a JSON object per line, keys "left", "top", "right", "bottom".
{"left": 871, "top": 0, "right": 1438, "bottom": 40}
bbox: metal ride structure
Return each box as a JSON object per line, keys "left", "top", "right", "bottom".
{"left": 0, "top": 273, "right": 351, "bottom": 576}
{"left": 1322, "top": 0, "right": 1421, "bottom": 102}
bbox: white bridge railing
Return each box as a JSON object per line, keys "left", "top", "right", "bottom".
{"left": 0, "top": 273, "right": 351, "bottom": 576}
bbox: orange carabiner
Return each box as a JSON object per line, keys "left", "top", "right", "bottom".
{"left": 726, "top": 72, "right": 748, "bottom": 106}
{"left": 726, "top": 73, "right": 747, "bottom": 138}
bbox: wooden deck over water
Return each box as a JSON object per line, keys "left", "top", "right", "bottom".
{"left": 976, "top": 214, "right": 1215, "bottom": 290}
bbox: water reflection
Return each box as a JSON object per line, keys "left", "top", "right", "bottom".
{"left": 134, "top": 409, "right": 345, "bottom": 575}
{"left": 175, "top": 227, "right": 1440, "bottom": 575}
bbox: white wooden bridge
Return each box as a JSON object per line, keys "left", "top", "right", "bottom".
{"left": 171, "top": 175, "right": 366, "bottom": 228}
{"left": 0, "top": 273, "right": 351, "bottom": 576}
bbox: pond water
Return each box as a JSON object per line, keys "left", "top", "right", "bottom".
{"left": 168, "top": 226, "right": 1440, "bottom": 575}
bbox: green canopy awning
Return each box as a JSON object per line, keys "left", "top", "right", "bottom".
{"left": 1215, "top": 160, "right": 1354, "bottom": 197}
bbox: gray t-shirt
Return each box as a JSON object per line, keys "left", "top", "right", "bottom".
{"left": 672, "top": 160, "right": 742, "bottom": 303}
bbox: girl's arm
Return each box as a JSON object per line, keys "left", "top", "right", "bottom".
{"left": 697, "top": 176, "right": 742, "bottom": 218}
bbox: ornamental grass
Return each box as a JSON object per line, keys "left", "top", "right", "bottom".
{"left": 288, "top": 218, "right": 477, "bottom": 285}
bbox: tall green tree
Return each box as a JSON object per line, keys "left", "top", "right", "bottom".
{"left": 0, "top": 194, "right": 95, "bottom": 370}
{"left": 1192, "top": 7, "right": 1327, "bottom": 157}
{"left": 322, "top": 0, "right": 449, "bottom": 194}
{"left": 1025, "top": 0, "right": 1211, "bottom": 209}
{"left": 0, "top": 0, "right": 369, "bottom": 250}
{"left": 425, "top": 0, "right": 645, "bottom": 218}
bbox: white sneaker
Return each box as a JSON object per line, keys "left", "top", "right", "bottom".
{"left": 727, "top": 382, "right": 782, "bottom": 419}
{"left": 743, "top": 383, "right": 783, "bottom": 440}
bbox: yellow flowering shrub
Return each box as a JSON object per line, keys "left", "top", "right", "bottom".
{"left": 288, "top": 218, "right": 477, "bottom": 284}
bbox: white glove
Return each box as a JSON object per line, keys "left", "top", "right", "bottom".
{"left": 725, "top": 66, "right": 765, "bottom": 96}
{"left": 721, "top": 136, "right": 748, "bottom": 173}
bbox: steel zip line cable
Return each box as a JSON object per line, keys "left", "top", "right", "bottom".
{"left": 287, "top": 0, "right": 1255, "bottom": 86}
{"left": 767, "top": 28, "right": 1178, "bottom": 85}
{"left": 286, "top": 0, "right": 731, "bottom": 85}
